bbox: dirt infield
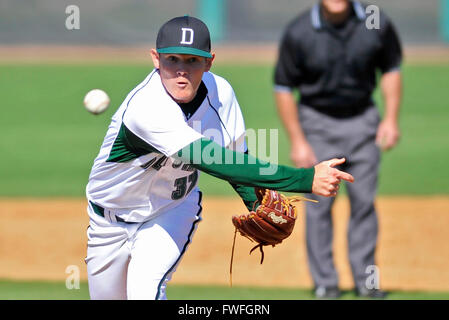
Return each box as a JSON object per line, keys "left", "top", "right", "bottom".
{"left": 0, "top": 196, "right": 448, "bottom": 292}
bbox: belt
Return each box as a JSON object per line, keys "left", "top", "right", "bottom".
{"left": 300, "top": 98, "right": 373, "bottom": 119}
{"left": 89, "top": 201, "right": 138, "bottom": 224}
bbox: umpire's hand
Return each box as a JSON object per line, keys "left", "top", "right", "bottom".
{"left": 312, "top": 158, "right": 354, "bottom": 197}
{"left": 291, "top": 140, "right": 318, "bottom": 168}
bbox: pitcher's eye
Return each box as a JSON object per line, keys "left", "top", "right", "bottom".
{"left": 167, "top": 55, "right": 178, "bottom": 62}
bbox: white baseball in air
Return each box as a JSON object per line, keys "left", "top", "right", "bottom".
{"left": 83, "top": 89, "right": 110, "bottom": 115}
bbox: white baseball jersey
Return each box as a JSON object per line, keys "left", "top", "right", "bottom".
{"left": 86, "top": 69, "right": 246, "bottom": 222}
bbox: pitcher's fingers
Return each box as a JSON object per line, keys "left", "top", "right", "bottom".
{"left": 328, "top": 158, "right": 346, "bottom": 168}
{"left": 335, "top": 169, "right": 354, "bottom": 183}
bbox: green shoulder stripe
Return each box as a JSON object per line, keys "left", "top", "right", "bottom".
{"left": 107, "top": 123, "right": 160, "bottom": 162}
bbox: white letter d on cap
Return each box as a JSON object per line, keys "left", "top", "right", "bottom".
{"left": 180, "top": 28, "right": 194, "bottom": 44}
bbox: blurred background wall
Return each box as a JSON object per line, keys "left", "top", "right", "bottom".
{"left": 0, "top": 0, "right": 447, "bottom": 46}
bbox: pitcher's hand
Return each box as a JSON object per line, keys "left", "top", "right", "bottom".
{"left": 312, "top": 158, "right": 354, "bottom": 197}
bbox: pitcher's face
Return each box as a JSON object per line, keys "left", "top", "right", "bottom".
{"left": 151, "top": 50, "right": 214, "bottom": 103}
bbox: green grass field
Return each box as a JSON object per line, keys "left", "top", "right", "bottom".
{"left": 1, "top": 280, "right": 448, "bottom": 300}
{"left": 1, "top": 62, "right": 448, "bottom": 197}
{"left": 1, "top": 62, "right": 448, "bottom": 299}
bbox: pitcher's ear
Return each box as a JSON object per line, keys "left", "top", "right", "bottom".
{"left": 205, "top": 53, "right": 215, "bottom": 71}
{"left": 150, "top": 49, "right": 160, "bottom": 69}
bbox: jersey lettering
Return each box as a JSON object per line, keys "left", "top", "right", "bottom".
{"left": 143, "top": 155, "right": 195, "bottom": 174}
{"left": 186, "top": 170, "right": 198, "bottom": 195}
{"left": 172, "top": 158, "right": 183, "bottom": 169}
{"left": 140, "top": 157, "right": 157, "bottom": 169}
{"left": 181, "top": 163, "right": 196, "bottom": 172}
{"left": 151, "top": 155, "right": 168, "bottom": 171}
{"left": 171, "top": 170, "right": 198, "bottom": 200}
{"left": 171, "top": 176, "right": 187, "bottom": 200}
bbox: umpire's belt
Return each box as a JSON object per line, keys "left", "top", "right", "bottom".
{"left": 89, "top": 201, "right": 138, "bottom": 224}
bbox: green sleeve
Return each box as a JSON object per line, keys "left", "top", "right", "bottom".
{"left": 229, "top": 149, "right": 260, "bottom": 211}
{"left": 175, "top": 138, "right": 315, "bottom": 193}
{"left": 229, "top": 182, "right": 259, "bottom": 212}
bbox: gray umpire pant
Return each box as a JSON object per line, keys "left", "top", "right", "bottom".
{"left": 298, "top": 104, "right": 381, "bottom": 290}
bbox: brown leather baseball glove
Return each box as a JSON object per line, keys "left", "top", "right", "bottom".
{"left": 230, "top": 188, "right": 317, "bottom": 284}
{"left": 230, "top": 188, "right": 318, "bottom": 286}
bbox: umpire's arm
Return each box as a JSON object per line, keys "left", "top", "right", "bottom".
{"left": 377, "top": 71, "right": 402, "bottom": 151}
{"left": 273, "top": 27, "right": 317, "bottom": 168}
{"left": 376, "top": 15, "right": 403, "bottom": 151}
{"left": 274, "top": 89, "right": 317, "bottom": 168}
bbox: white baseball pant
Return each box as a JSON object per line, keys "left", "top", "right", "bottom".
{"left": 85, "top": 190, "right": 202, "bottom": 300}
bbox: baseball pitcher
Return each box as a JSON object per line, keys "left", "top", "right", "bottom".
{"left": 85, "top": 16, "right": 354, "bottom": 300}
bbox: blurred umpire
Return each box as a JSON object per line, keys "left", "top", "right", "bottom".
{"left": 274, "top": 0, "right": 402, "bottom": 298}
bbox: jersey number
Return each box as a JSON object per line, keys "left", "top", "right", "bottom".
{"left": 171, "top": 170, "right": 198, "bottom": 200}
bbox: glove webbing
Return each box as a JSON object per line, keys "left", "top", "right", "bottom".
{"left": 229, "top": 194, "right": 318, "bottom": 287}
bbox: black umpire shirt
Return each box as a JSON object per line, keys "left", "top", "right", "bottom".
{"left": 274, "top": 1, "right": 402, "bottom": 116}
